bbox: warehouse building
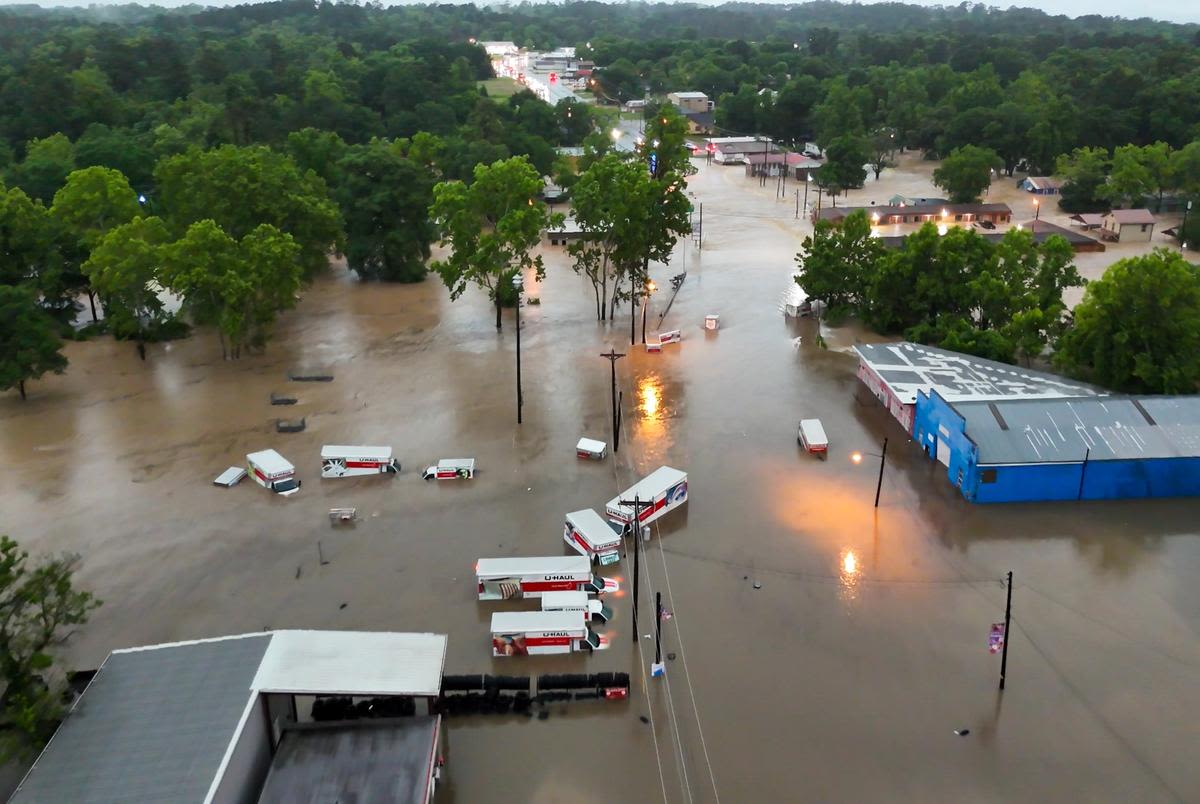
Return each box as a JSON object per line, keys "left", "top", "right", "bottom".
{"left": 914, "top": 392, "right": 1200, "bottom": 503}
{"left": 11, "top": 630, "right": 448, "bottom": 804}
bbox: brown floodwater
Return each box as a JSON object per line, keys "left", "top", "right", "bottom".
{"left": 2, "top": 156, "right": 1199, "bottom": 803}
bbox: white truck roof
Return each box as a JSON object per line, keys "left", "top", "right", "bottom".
{"left": 476, "top": 556, "right": 591, "bottom": 579}
{"left": 541, "top": 591, "right": 590, "bottom": 608}
{"left": 607, "top": 466, "right": 687, "bottom": 510}
{"left": 438, "top": 458, "right": 474, "bottom": 469}
{"left": 576, "top": 437, "right": 606, "bottom": 453}
{"left": 321, "top": 445, "right": 392, "bottom": 459}
{"left": 490, "top": 610, "right": 586, "bottom": 633}
{"left": 246, "top": 449, "right": 293, "bottom": 476}
{"left": 566, "top": 509, "right": 621, "bottom": 547}
{"left": 799, "top": 419, "right": 828, "bottom": 445}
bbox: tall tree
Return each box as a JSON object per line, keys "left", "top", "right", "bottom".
{"left": 1056, "top": 147, "right": 1111, "bottom": 213}
{"left": 83, "top": 216, "right": 175, "bottom": 356}
{"left": 335, "top": 140, "right": 435, "bottom": 282}
{"left": 50, "top": 166, "right": 140, "bottom": 251}
{"left": 1055, "top": 249, "right": 1200, "bottom": 394}
{"left": 0, "top": 535, "right": 100, "bottom": 756}
{"left": 866, "top": 128, "right": 897, "bottom": 181}
{"left": 12, "top": 134, "right": 75, "bottom": 203}
{"left": 794, "top": 211, "right": 883, "bottom": 318}
{"left": 815, "top": 135, "right": 868, "bottom": 200}
{"left": 932, "top": 145, "right": 1002, "bottom": 203}
{"left": 430, "top": 156, "right": 552, "bottom": 330}
{"left": 0, "top": 285, "right": 69, "bottom": 400}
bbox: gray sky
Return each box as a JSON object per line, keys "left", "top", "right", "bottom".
{"left": 8, "top": 0, "right": 1200, "bottom": 26}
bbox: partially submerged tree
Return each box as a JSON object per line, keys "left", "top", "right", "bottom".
{"left": 83, "top": 216, "right": 175, "bottom": 356}
{"left": 794, "top": 211, "right": 884, "bottom": 319}
{"left": 0, "top": 534, "right": 101, "bottom": 757}
{"left": 0, "top": 285, "right": 69, "bottom": 400}
{"left": 932, "top": 145, "right": 1002, "bottom": 203}
{"left": 430, "top": 156, "right": 554, "bottom": 330}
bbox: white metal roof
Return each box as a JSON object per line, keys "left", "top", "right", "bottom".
{"left": 577, "top": 437, "right": 607, "bottom": 452}
{"left": 246, "top": 449, "right": 293, "bottom": 474}
{"left": 491, "top": 610, "right": 586, "bottom": 633}
{"left": 321, "top": 445, "right": 393, "bottom": 459}
{"left": 437, "top": 458, "right": 475, "bottom": 469}
{"left": 799, "top": 419, "right": 828, "bottom": 445}
{"left": 608, "top": 466, "right": 687, "bottom": 509}
{"left": 251, "top": 631, "right": 447, "bottom": 697}
{"left": 476, "top": 555, "right": 591, "bottom": 578}
{"left": 566, "top": 509, "right": 621, "bottom": 547}
{"left": 670, "top": 91, "right": 709, "bottom": 99}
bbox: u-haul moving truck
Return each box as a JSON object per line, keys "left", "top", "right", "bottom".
{"left": 320, "top": 445, "right": 400, "bottom": 478}
{"left": 490, "top": 611, "right": 606, "bottom": 655}
{"left": 564, "top": 509, "right": 622, "bottom": 565}
{"left": 421, "top": 459, "right": 475, "bottom": 480}
{"left": 541, "top": 590, "right": 613, "bottom": 624}
{"left": 246, "top": 449, "right": 300, "bottom": 496}
{"left": 605, "top": 466, "right": 688, "bottom": 527}
{"left": 476, "top": 556, "right": 620, "bottom": 600}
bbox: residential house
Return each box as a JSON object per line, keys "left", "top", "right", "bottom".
{"left": 1100, "top": 209, "right": 1156, "bottom": 242}
{"left": 667, "top": 91, "right": 713, "bottom": 114}
{"left": 1020, "top": 176, "right": 1062, "bottom": 195}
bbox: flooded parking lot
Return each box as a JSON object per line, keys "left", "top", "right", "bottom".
{"left": 3, "top": 157, "right": 1198, "bottom": 802}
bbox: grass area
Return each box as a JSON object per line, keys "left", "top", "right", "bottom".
{"left": 478, "top": 77, "right": 521, "bottom": 100}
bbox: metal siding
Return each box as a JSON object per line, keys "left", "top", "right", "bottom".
{"left": 974, "top": 463, "right": 1084, "bottom": 503}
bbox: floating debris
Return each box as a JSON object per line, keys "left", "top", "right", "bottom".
{"left": 276, "top": 417, "right": 306, "bottom": 433}
{"left": 289, "top": 372, "right": 333, "bottom": 382}
{"left": 270, "top": 392, "right": 297, "bottom": 405}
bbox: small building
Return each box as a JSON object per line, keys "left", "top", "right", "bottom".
{"left": 667, "top": 91, "right": 713, "bottom": 114}
{"left": 1069, "top": 213, "right": 1105, "bottom": 230}
{"left": 682, "top": 110, "right": 715, "bottom": 135}
{"left": 545, "top": 216, "right": 584, "bottom": 245}
{"left": 853, "top": 342, "right": 1100, "bottom": 434}
{"left": 1100, "top": 209, "right": 1155, "bottom": 242}
{"left": 817, "top": 202, "right": 1012, "bottom": 226}
{"left": 709, "top": 138, "right": 780, "bottom": 165}
{"left": 742, "top": 152, "right": 822, "bottom": 179}
{"left": 913, "top": 391, "right": 1200, "bottom": 503}
{"left": 1020, "top": 176, "right": 1062, "bottom": 195}
{"left": 10, "top": 630, "right": 448, "bottom": 804}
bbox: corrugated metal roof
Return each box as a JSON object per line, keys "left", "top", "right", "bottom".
{"left": 1105, "top": 208, "right": 1156, "bottom": 225}
{"left": 10, "top": 634, "right": 271, "bottom": 804}
{"left": 856, "top": 342, "right": 1101, "bottom": 405}
{"left": 956, "top": 396, "right": 1200, "bottom": 464}
{"left": 252, "top": 631, "right": 447, "bottom": 697}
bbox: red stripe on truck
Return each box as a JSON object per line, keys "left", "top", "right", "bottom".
{"left": 521, "top": 579, "right": 585, "bottom": 592}
{"left": 345, "top": 460, "right": 382, "bottom": 468}
{"left": 524, "top": 636, "right": 576, "bottom": 646}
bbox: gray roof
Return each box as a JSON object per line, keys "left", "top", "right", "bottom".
{"left": 258, "top": 720, "right": 440, "bottom": 804}
{"left": 1105, "top": 208, "right": 1156, "bottom": 225}
{"left": 855, "top": 342, "right": 1101, "bottom": 405}
{"left": 819, "top": 201, "right": 1012, "bottom": 222}
{"left": 11, "top": 635, "right": 271, "bottom": 804}
{"left": 955, "top": 396, "right": 1200, "bottom": 464}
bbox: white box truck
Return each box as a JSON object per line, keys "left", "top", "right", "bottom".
{"left": 605, "top": 466, "right": 688, "bottom": 527}
{"left": 490, "top": 611, "right": 606, "bottom": 656}
{"left": 797, "top": 419, "right": 828, "bottom": 457}
{"left": 541, "top": 590, "right": 613, "bottom": 624}
{"left": 321, "top": 445, "right": 400, "bottom": 477}
{"left": 246, "top": 449, "right": 300, "bottom": 496}
{"left": 421, "top": 458, "right": 475, "bottom": 480}
{"left": 476, "top": 556, "right": 620, "bottom": 600}
{"left": 564, "top": 509, "right": 622, "bottom": 565}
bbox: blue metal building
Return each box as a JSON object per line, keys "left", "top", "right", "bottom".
{"left": 913, "top": 390, "right": 1200, "bottom": 503}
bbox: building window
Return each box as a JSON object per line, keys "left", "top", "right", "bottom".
{"left": 1141, "top": 224, "right": 1148, "bottom": 232}
{"left": 980, "top": 469, "right": 998, "bottom": 484}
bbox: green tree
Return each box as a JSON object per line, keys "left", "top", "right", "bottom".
{"left": 0, "top": 285, "right": 69, "bottom": 400}
{"left": 815, "top": 135, "right": 868, "bottom": 200}
{"left": 866, "top": 129, "right": 896, "bottom": 181}
{"left": 0, "top": 183, "right": 56, "bottom": 289}
{"left": 161, "top": 220, "right": 303, "bottom": 358}
{"left": 1056, "top": 147, "right": 1110, "bottom": 213}
{"left": 0, "top": 535, "right": 100, "bottom": 757}
{"left": 430, "top": 157, "right": 553, "bottom": 330}
{"left": 1055, "top": 249, "right": 1200, "bottom": 393}
{"left": 285, "top": 128, "right": 348, "bottom": 190}
{"left": 50, "top": 167, "right": 140, "bottom": 251}
{"left": 83, "top": 216, "right": 175, "bottom": 355}
{"left": 932, "top": 145, "right": 1002, "bottom": 203}
{"left": 336, "top": 140, "right": 435, "bottom": 282}
{"left": 794, "top": 211, "right": 883, "bottom": 318}
{"left": 154, "top": 145, "right": 343, "bottom": 277}
{"left": 12, "top": 134, "right": 76, "bottom": 203}
{"left": 1105, "top": 144, "right": 1155, "bottom": 207}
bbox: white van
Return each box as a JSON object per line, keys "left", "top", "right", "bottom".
{"left": 246, "top": 449, "right": 300, "bottom": 496}
{"left": 422, "top": 458, "right": 475, "bottom": 480}
{"left": 798, "top": 419, "right": 828, "bottom": 457}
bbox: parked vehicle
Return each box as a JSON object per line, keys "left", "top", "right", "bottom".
{"left": 476, "top": 556, "right": 619, "bottom": 600}
{"left": 246, "top": 449, "right": 300, "bottom": 495}
{"left": 421, "top": 458, "right": 475, "bottom": 480}
{"left": 490, "top": 611, "right": 606, "bottom": 656}
{"left": 564, "top": 509, "right": 623, "bottom": 565}
{"left": 576, "top": 437, "right": 607, "bottom": 460}
{"left": 605, "top": 466, "right": 688, "bottom": 527}
{"left": 541, "top": 591, "right": 613, "bottom": 624}
{"left": 320, "top": 445, "right": 399, "bottom": 478}
{"left": 797, "top": 419, "right": 828, "bottom": 457}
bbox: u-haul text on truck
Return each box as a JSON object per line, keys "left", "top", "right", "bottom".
{"left": 320, "top": 445, "right": 400, "bottom": 478}
{"left": 490, "top": 611, "right": 607, "bottom": 656}
{"left": 541, "top": 590, "right": 612, "bottom": 624}
{"left": 606, "top": 466, "right": 688, "bottom": 527}
{"left": 246, "top": 449, "right": 300, "bottom": 496}
{"left": 476, "top": 556, "right": 620, "bottom": 600}
{"left": 564, "top": 509, "right": 622, "bottom": 565}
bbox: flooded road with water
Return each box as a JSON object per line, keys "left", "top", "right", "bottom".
{"left": 2, "top": 156, "right": 1199, "bottom": 802}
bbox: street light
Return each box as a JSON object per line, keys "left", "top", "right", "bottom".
{"left": 1033, "top": 198, "right": 1040, "bottom": 221}
{"left": 851, "top": 437, "right": 889, "bottom": 508}
{"left": 611, "top": 128, "right": 621, "bottom": 143}
{"left": 513, "top": 274, "right": 524, "bottom": 425}
{"left": 641, "top": 280, "right": 657, "bottom": 344}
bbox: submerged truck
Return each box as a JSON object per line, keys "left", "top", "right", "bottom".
{"left": 320, "top": 445, "right": 400, "bottom": 477}
{"left": 541, "top": 590, "right": 613, "bottom": 624}
{"left": 605, "top": 466, "right": 688, "bottom": 527}
{"left": 475, "top": 556, "right": 620, "bottom": 600}
{"left": 564, "top": 509, "right": 623, "bottom": 565}
{"left": 246, "top": 449, "right": 300, "bottom": 496}
{"left": 490, "top": 611, "right": 606, "bottom": 656}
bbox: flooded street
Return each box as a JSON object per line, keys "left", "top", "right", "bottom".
{"left": 3, "top": 156, "right": 1199, "bottom": 802}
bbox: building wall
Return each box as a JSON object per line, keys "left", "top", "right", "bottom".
{"left": 668, "top": 93, "right": 710, "bottom": 113}
{"left": 1117, "top": 222, "right": 1154, "bottom": 242}
{"left": 912, "top": 390, "right": 979, "bottom": 498}
{"left": 209, "top": 696, "right": 272, "bottom": 804}
{"left": 858, "top": 361, "right": 915, "bottom": 433}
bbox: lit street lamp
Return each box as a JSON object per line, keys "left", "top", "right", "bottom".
{"left": 611, "top": 127, "right": 622, "bottom": 144}
{"left": 513, "top": 274, "right": 524, "bottom": 425}
{"left": 851, "top": 437, "right": 889, "bottom": 508}
{"left": 1033, "top": 197, "right": 1040, "bottom": 221}
{"left": 641, "top": 280, "right": 657, "bottom": 344}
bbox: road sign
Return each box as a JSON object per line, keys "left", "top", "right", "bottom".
{"left": 988, "top": 622, "right": 1006, "bottom": 653}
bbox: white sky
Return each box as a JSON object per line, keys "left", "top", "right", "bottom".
{"left": 6, "top": 0, "right": 1199, "bottom": 26}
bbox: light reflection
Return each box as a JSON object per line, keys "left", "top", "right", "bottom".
{"left": 839, "top": 548, "right": 861, "bottom": 603}
{"left": 639, "top": 376, "right": 662, "bottom": 421}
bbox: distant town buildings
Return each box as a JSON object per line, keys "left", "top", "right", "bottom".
{"left": 816, "top": 202, "right": 1013, "bottom": 226}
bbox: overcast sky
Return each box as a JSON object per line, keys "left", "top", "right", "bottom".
{"left": 8, "top": 0, "right": 1200, "bottom": 26}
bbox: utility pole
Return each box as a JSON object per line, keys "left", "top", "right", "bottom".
{"left": 874, "top": 437, "right": 889, "bottom": 508}
{"left": 513, "top": 275, "right": 523, "bottom": 425}
{"left": 619, "top": 496, "right": 653, "bottom": 644}
{"left": 999, "top": 571, "right": 1013, "bottom": 690}
{"left": 599, "top": 349, "right": 625, "bottom": 452}
{"left": 654, "top": 591, "right": 663, "bottom": 664}
{"left": 795, "top": 188, "right": 800, "bottom": 219}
